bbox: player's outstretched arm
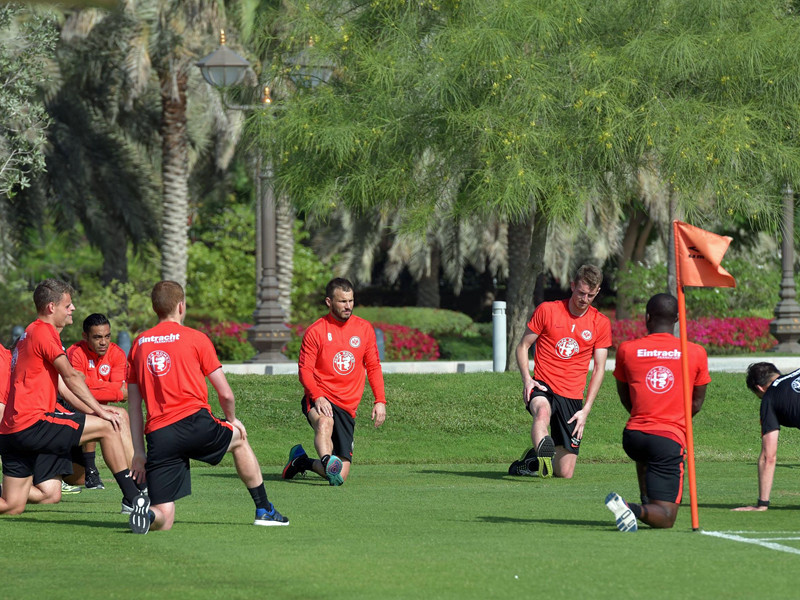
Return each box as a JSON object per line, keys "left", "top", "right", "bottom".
{"left": 733, "top": 429, "right": 778, "bottom": 511}
{"left": 54, "top": 355, "right": 120, "bottom": 431}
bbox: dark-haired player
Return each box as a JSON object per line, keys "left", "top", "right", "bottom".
{"left": 127, "top": 280, "right": 288, "bottom": 533}
{"left": 0, "top": 279, "right": 141, "bottom": 516}
{"left": 67, "top": 313, "right": 131, "bottom": 490}
{"left": 510, "top": 265, "right": 611, "bottom": 478}
{"left": 733, "top": 362, "right": 800, "bottom": 512}
{"left": 282, "top": 277, "right": 386, "bottom": 486}
{"left": 606, "top": 293, "right": 710, "bottom": 531}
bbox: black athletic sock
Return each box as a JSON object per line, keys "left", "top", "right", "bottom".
{"left": 83, "top": 451, "right": 97, "bottom": 472}
{"left": 321, "top": 454, "right": 331, "bottom": 469}
{"left": 296, "top": 454, "right": 314, "bottom": 471}
{"left": 113, "top": 470, "right": 141, "bottom": 502}
{"left": 629, "top": 503, "right": 643, "bottom": 520}
{"left": 248, "top": 484, "right": 269, "bottom": 511}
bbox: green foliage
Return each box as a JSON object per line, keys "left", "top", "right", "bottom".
{"left": 290, "top": 221, "right": 334, "bottom": 324}
{"left": 187, "top": 203, "right": 256, "bottom": 323}
{"left": 437, "top": 335, "right": 492, "bottom": 360}
{"left": 617, "top": 251, "right": 782, "bottom": 320}
{"left": 0, "top": 5, "right": 56, "bottom": 198}
{"left": 355, "top": 306, "right": 478, "bottom": 337}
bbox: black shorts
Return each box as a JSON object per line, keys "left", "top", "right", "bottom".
{"left": 301, "top": 396, "right": 355, "bottom": 461}
{"left": 622, "top": 428, "right": 685, "bottom": 504}
{"left": 144, "top": 409, "right": 234, "bottom": 505}
{"left": 0, "top": 413, "right": 85, "bottom": 479}
{"left": 528, "top": 380, "right": 582, "bottom": 455}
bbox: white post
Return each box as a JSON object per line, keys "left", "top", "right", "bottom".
{"left": 492, "top": 301, "right": 507, "bottom": 372}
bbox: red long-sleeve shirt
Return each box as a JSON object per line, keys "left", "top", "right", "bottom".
{"left": 298, "top": 314, "right": 385, "bottom": 417}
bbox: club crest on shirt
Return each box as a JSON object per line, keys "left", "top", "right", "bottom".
{"left": 581, "top": 329, "right": 592, "bottom": 341}
{"left": 792, "top": 377, "right": 800, "bottom": 393}
{"left": 332, "top": 350, "right": 356, "bottom": 375}
{"left": 349, "top": 336, "right": 361, "bottom": 348}
{"left": 99, "top": 364, "right": 111, "bottom": 376}
{"left": 555, "top": 337, "right": 580, "bottom": 359}
{"left": 645, "top": 366, "right": 674, "bottom": 394}
{"left": 146, "top": 350, "right": 171, "bottom": 377}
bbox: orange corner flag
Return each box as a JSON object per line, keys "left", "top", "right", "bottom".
{"left": 673, "top": 221, "right": 736, "bottom": 288}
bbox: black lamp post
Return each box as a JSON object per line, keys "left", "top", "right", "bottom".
{"left": 197, "top": 33, "right": 290, "bottom": 362}
{"left": 770, "top": 184, "right": 800, "bottom": 353}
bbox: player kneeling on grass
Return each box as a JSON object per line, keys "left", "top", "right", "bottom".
{"left": 282, "top": 278, "right": 386, "bottom": 486}
{"left": 605, "top": 293, "right": 710, "bottom": 531}
{"left": 126, "top": 281, "right": 288, "bottom": 534}
{"left": 733, "top": 362, "right": 800, "bottom": 513}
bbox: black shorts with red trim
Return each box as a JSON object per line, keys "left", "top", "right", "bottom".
{"left": 622, "top": 428, "right": 685, "bottom": 504}
{"left": 528, "top": 380, "right": 582, "bottom": 455}
{"left": 144, "top": 408, "right": 234, "bottom": 505}
{"left": 0, "top": 412, "right": 84, "bottom": 479}
{"left": 301, "top": 396, "right": 355, "bottom": 461}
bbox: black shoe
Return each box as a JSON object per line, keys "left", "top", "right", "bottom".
{"left": 508, "top": 447, "right": 538, "bottom": 476}
{"left": 129, "top": 493, "right": 151, "bottom": 534}
{"left": 536, "top": 436, "right": 556, "bottom": 478}
{"left": 84, "top": 468, "right": 105, "bottom": 490}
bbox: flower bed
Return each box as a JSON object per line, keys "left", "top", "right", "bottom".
{"left": 611, "top": 316, "right": 775, "bottom": 355}
{"left": 196, "top": 320, "right": 254, "bottom": 362}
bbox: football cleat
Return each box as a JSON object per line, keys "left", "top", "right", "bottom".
{"left": 325, "top": 455, "right": 344, "bottom": 486}
{"left": 535, "top": 435, "right": 556, "bottom": 478}
{"left": 129, "top": 493, "right": 152, "bottom": 535}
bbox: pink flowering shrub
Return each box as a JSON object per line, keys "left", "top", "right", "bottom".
{"left": 612, "top": 317, "right": 775, "bottom": 355}
{"left": 287, "top": 322, "right": 439, "bottom": 361}
{"left": 195, "top": 320, "right": 254, "bottom": 361}
{"left": 373, "top": 322, "right": 440, "bottom": 361}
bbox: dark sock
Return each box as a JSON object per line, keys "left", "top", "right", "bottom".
{"left": 113, "top": 470, "right": 140, "bottom": 502}
{"left": 83, "top": 451, "right": 97, "bottom": 472}
{"left": 248, "top": 483, "right": 269, "bottom": 511}
{"left": 297, "top": 454, "right": 313, "bottom": 471}
{"left": 629, "top": 503, "right": 643, "bottom": 520}
{"left": 321, "top": 454, "right": 331, "bottom": 469}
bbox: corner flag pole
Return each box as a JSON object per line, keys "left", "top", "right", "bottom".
{"left": 675, "top": 280, "right": 700, "bottom": 531}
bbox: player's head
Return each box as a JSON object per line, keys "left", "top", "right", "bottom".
{"left": 151, "top": 281, "right": 185, "bottom": 320}
{"left": 645, "top": 293, "right": 678, "bottom": 333}
{"left": 325, "top": 277, "right": 354, "bottom": 322}
{"left": 82, "top": 313, "right": 111, "bottom": 357}
{"left": 746, "top": 362, "right": 781, "bottom": 397}
{"left": 33, "top": 279, "right": 76, "bottom": 326}
{"left": 569, "top": 265, "right": 602, "bottom": 315}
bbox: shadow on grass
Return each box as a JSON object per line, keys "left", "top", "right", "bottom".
{"left": 198, "top": 471, "right": 329, "bottom": 486}
{"left": 417, "top": 469, "right": 510, "bottom": 480}
{"left": 476, "top": 515, "right": 610, "bottom": 528}
{"left": 7, "top": 515, "right": 126, "bottom": 530}
{"left": 699, "top": 502, "right": 800, "bottom": 510}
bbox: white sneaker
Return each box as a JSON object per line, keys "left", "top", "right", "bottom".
{"left": 605, "top": 492, "right": 638, "bottom": 532}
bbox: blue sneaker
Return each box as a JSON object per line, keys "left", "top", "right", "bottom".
{"left": 325, "top": 455, "right": 344, "bottom": 486}
{"left": 254, "top": 503, "right": 290, "bottom": 526}
{"left": 282, "top": 444, "right": 308, "bottom": 480}
{"left": 129, "top": 493, "right": 151, "bottom": 535}
{"left": 605, "top": 492, "right": 638, "bottom": 532}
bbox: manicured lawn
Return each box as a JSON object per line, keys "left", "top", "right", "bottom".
{"left": 2, "top": 371, "right": 799, "bottom": 599}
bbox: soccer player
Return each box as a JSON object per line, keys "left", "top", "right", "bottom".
{"left": 605, "top": 293, "right": 710, "bottom": 531}
{"left": 126, "top": 280, "right": 288, "bottom": 533}
{"left": 733, "top": 362, "right": 800, "bottom": 512}
{"left": 0, "top": 279, "right": 141, "bottom": 516}
{"left": 282, "top": 277, "right": 386, "bottom": 486}
{"left": 509, "top": 264, "right": 611, "bottom": 479}
{"left": 67, "top": 313, "right": 132, "bottom": 490}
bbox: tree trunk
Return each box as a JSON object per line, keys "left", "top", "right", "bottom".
{"left": 276, "top": 194, "right": 294, "bottom": 322}
{"left": 101, "top": 219, "right": 129, "bottom": 285}
{"left": 158, "top": 64, "right": 190, "bottom": 288}
{"left": 505, "top": 206, "right": 545, "bottom": 372}
{"left": 416, "top": 242, "right": 441, "bottom": 308}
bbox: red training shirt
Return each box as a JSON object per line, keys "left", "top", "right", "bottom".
{"left": 613, "top": 332, "right": 711, "bottom": 446}
{"left": 127, "top": 321, "right": 222, "bottom": 434}
{"left": 527, "top": 299, "right": 612, "bottom": 399}
{"left": 0, "top": 320, "right": 65, "bottom": 433}
{"left": 298, "top": 313, "right": 385, "bottom": 418}
{"left": 67, "top": 340, "right": 127, "bottom": 403}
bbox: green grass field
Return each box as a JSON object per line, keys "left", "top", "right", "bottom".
{"left": 3, "top": 371, "right": 800, "bottom": 599}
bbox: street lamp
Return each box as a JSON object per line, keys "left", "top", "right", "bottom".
{"left": 769, "top": 183, "right": 800, "bottom": 352}
{"left": 197, "top": 33, "right": 290, "bottom": 362}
